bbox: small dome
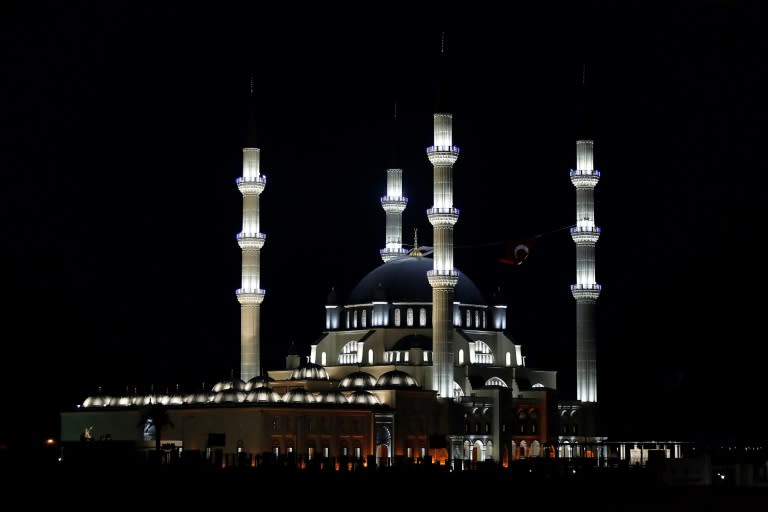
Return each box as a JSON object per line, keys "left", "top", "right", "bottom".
{"left": 245, "top": 386, "right": 282, "bottom": 403}
{"left": 82, "top": 391, "right": 111, "bottom": 408}
{"left": 213, "top": 389, "right": 246, "bottom": 403}
{"left": 347, "top": 389, "right": 380, "bottom": 405}
{"left": 376, "top": 370, "right": 419, "bottom": 388}
{"left": 317, "top": 390, "right": 348, "bottom": 404}
{"left": 283, "top": 388, "right": 316, "bottom": 404}
{"left": 212, "top": 378, "right": 246, "bottom": 392}
{"left": 338, "top": 371, "right": 377, "bottom": 389}
{"left": 184, "top": 389, "right": 212, "bottom": 404}
{"left": 245, "top": 375, "right": 274, "bottom": 391}
{"left": 290, "top": 362, "right": 329, "bottom": 381}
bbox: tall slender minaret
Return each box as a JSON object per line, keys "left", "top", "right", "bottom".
{"left": 380, "top": 102, "right": 408, "bottom": 262}
{"left": 426, "top": 34, "right": 460, "bottom": 399}
{"left": 236, "top": 76, "right": 267, "bottom": 382}
{"left": 570, "top": 66, "right": 601, "bottom": 403}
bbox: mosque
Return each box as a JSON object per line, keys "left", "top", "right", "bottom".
{"left": 59, "top": 42, "right": 645, "bottom": 470}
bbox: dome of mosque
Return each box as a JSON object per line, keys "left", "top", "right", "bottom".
{"left": 338, "top": 371, "right": 377, "bottom": 389}
{"left": 346, "top": 255, "right": 486, "bottom": 305}
{"left": 375, "top": 369, "right": 420, "bottom": 388}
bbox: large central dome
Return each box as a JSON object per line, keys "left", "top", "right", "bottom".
{"left": 346, "top": 255, "right": 486, "bottom": 305}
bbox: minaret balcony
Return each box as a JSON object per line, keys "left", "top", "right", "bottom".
{"left": 570, "top": 284, "right": 601, "bottom": 301}
{"left": 237, "top": 232, "right": 266, "bottom": 250}
{"left": 569, "top": 170, "right": 600, "bottom": 188}
{"left": 427, "top": 270, "right": 459, "bottom": 288}
{"left": 380, "top": 248, "right": 408, "bottom": 261}
{"left": 427, "top": 207, "right": 460, "bottom": 226}
{"left": 380, "top": 196, "right": 408, "bottom": 213}
{"left": 570, "top": 227, "right": 600, "bottom": 244}
{"left": 426, "top": 146, "right": 460, "bottom": 166}
{"left": 236, "top": 288, "right": 265, "bottom": 305}
{"left": 236, "top": 175, "right": 266, "bottom": 194}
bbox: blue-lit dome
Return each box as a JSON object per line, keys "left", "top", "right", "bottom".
{"left": 346, "top": 255, "right": 486, "bottom": 305}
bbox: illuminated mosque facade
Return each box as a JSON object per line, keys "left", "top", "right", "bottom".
{"left": 60, "top": 43, "right": 634, "bottom": 469}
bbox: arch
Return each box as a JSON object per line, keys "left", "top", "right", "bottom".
{"left": 531, "top": 440, "right": 541, "bottom": 457}
{"left": 473, "top": 340, "right": 494, "bottom": 365}
{"left": 339, "top": 340, "right": 360, "bottom": 365}
{"left": 453, "top": 381, "right": 465, "bottom": 400}
{"left": 484, "top": 376, "right": 508, "bottom": 388}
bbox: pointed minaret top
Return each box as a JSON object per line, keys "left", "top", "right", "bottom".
{"left": 389, "top": 99, "right": 400, "bottom": 168}
{"left": 408, "top": 228, "right": 423, "bottom": 256}
{"left": 577, "top": 63, "right": 593, "bottom": 140}
{"left": 245, "top": 73, "right": 260, "bottom": 148}
{"left": 435, "top": 32, "right": 452, "bottom": 113}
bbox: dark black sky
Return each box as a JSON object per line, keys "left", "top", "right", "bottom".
{"left": 4, "top": 1, "right": 766, "bottom": 446}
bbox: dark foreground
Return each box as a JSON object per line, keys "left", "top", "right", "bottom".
{"left": 9, "top": 461, "right": 768, "bottom": 510}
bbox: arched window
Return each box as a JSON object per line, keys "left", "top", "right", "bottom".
{"left": 466, "top": 310, "right": 471, "bottom": 327}
{"left": 361, "top": 310, "right": 367, "bottom": 327}
{"left": 353, "top": 310, "right": 358, "bottom": 328}
{"left": 473, "top": 340, "right": 494, "bottom": 365}
{"left": 505, "top": 352, "right": 511, "bottom": 366}
{"left": 475, "top": 310, "right": 480, "bottom": 328}
{"left": 339, "top": 341, "right": 359, "bottom": 365}
{"left": 458, "top": 349, "right": 464, "bottom": 365}
{"left": 419, "top": 307, "right": 427, "bottom": 326}
{"left": 321, "top": 352, "right": 327, "bottom": 365}
{"left": 368, "top": 348, "right": 373, "bottom": 365}
{"left": 394, "top": 309, "right": 401, "bottom": 326}
{"left": 407, "top": 308, "right": 414, "bottom": 326}
{"left": 345, "top": 311, "right": 350, "bottom": 329}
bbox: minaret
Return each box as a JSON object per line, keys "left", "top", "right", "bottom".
{"left": 380, "top": 102, "right": 408, "bottom": 262}
{"left": 570, "top": 66, "right": 601, "bottom": 403}
{"left": 426, "top": 34, "right": 460, "bottom": 399}
{"left": 236, "top": 76, "right": 267, "bottom": 382}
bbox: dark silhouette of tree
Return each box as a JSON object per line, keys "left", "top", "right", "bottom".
{"left": 138, "top": 402, "right": 174, "bottom": 463}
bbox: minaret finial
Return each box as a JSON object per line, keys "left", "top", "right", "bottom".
{"left": 408, "top": 228, "right": 423, "bottom": 257}
{"left": 250, "top": 73, "right": 255, "bottom": 96}
{"left": 441, "top": 31, "right": 446, "bottom": 55}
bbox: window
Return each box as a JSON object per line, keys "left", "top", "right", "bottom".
{"left": 407, "top": 308, "right": 414, "bottom": 326}
{"left": 361, "top": 310, "right": 367, "bottom": 327}
{"left": 466, "top": 310, "right": 471, "bottom": 327}
{"left": 394, "top": 309, "right": 401, "bottom": 326}
{"left": 419, "top": 307, "right": 427, "bottom": 326}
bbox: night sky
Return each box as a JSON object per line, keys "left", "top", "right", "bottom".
{"left": 4, "top": 2, "right": 766, "bottom": 447}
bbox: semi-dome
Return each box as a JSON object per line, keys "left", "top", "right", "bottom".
{"left": 338, "top": 371, "right": 377, "bottom": 389}
{"left": 346, "top": 255, "right": 486, "bottom": 305}
{"left": 392, "top": 334, "right": 432, "bottom": 351}
{"left": 376, "top": 369, "right": 419, "bottom": 388}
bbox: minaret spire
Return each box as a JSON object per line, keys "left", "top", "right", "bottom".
{"left": 236, "top": 76, "right": 267, "bottom": 382}
{"left": 380, "top": 99, "right": 408, "bottom": 262}
{"left": 570, "top": 65, "right": 600, "bottom": 403}
{"left": 426, "top": 35, "right": 460, "bottom": 399}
